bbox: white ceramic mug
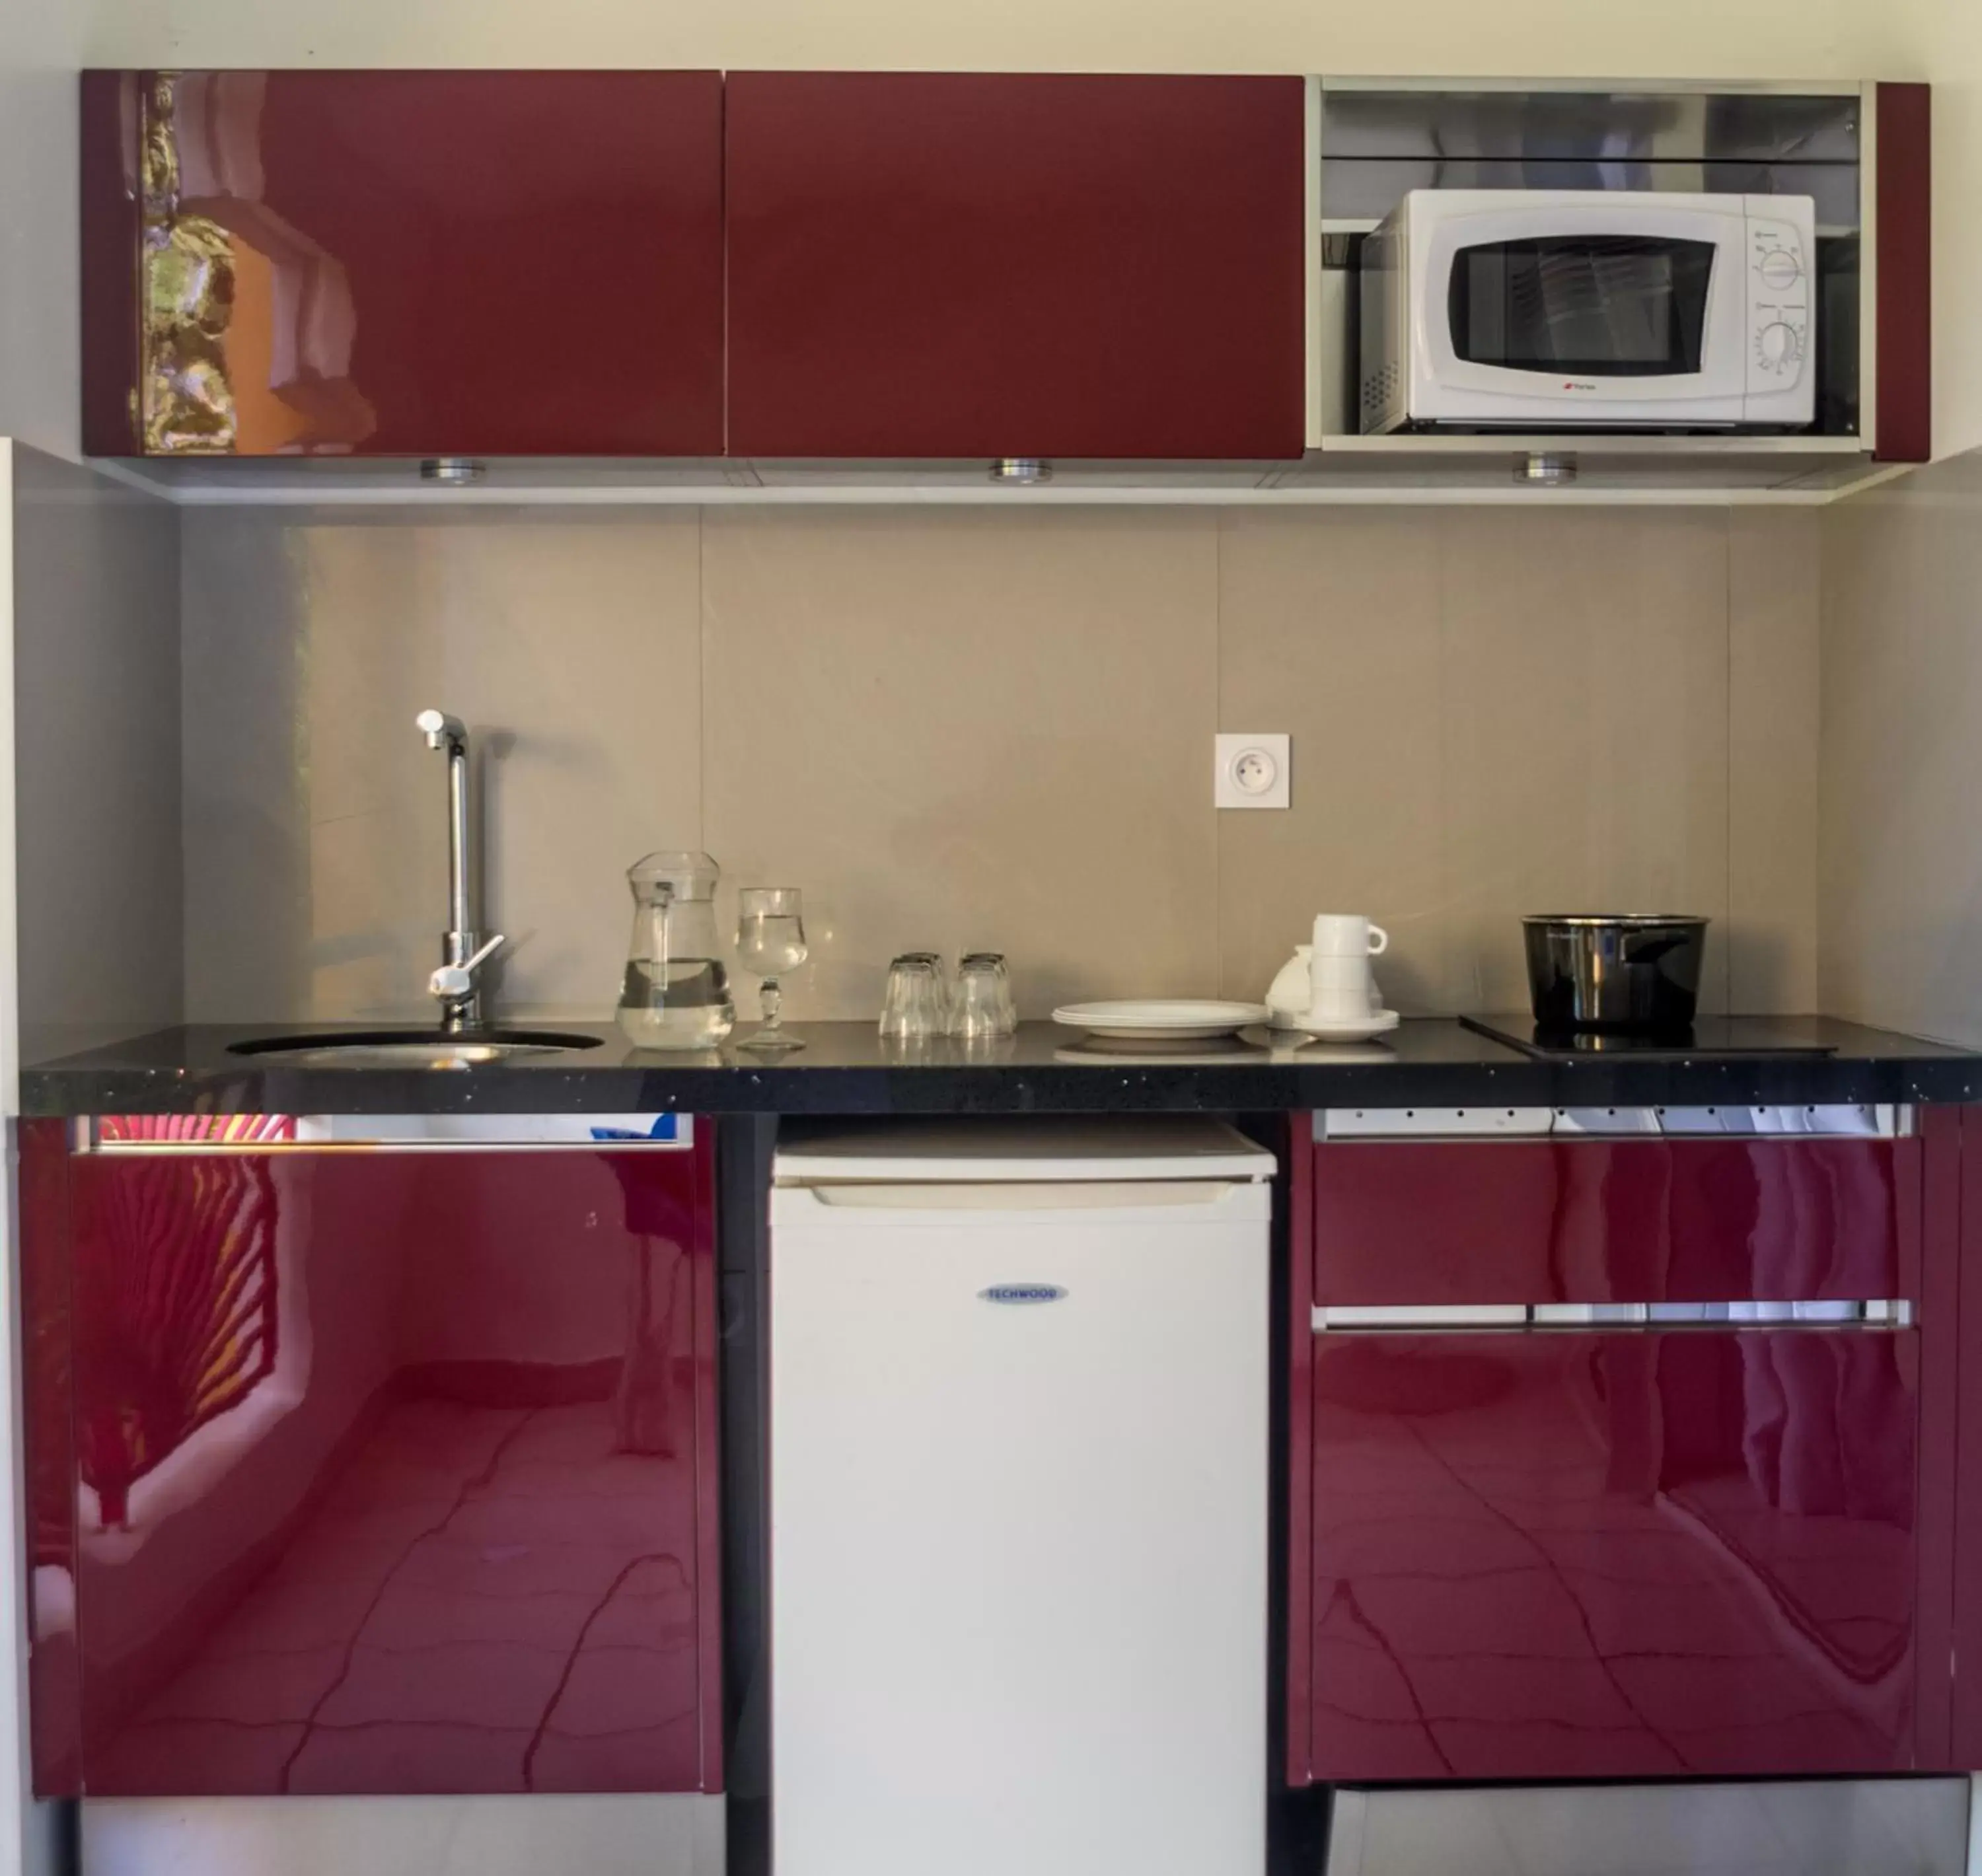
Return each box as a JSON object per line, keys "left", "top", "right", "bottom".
{"left": 1310, "top": 955, "right": 1374, "bottom": 992}
{"left": 1309, "top": 952, "right": 1376, "bottom": 1019}
{"left": 1309, "top": 982, "right": 1375, "bottom": 1021}
{"left": 1313, "top": 914, "right": 1389, "bottom": 958}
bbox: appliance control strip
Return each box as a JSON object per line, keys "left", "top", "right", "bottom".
{"left": 1313, "top": 1299, "right": 1915, "bottom": 1332}
{"left": 1317, "top": 1104, "right": 1909, "bottom": 1139}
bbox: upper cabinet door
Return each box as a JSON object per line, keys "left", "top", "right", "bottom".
{"left": 724, "top": 73, "right": 1309, "bottom": 460}
{"left": 85, "top": 70, "right": 725, "bottom": 457}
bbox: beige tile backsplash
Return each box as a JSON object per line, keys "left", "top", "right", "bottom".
{"left": 701, "top": 509, "right": 1221, "bottom": 1020}
{"left": 184, "top": 511, "right": 703, "bottom": 1023}
{"left": 182, "top": 503, "right": 1820, "bottom": 1023}
{"left": 1728, "top": 509, "right": 1821, "bottom": 1016}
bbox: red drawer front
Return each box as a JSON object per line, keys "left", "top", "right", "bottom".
{"left": 23, "top": 1135, "right": 719, "bottom": 1799}
{"left": 1308, "top": 1328, "right": 1919, "bottom": 1782}
{"left": 725, "top": 71, "right": 1307, "bottom": 460}
{"left": 1315, "top": 1138, "right": 1915, "bottom": 1308}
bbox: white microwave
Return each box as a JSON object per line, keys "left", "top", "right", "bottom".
{"left": 1359, "top": 190, "right": 1817, "bottom": 433}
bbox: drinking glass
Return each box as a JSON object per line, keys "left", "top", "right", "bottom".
{"left": 954, "top": 953, "right": 1017, "bottom": 1039}
{"left": 736, "top": 886, "right": 808, "bottom": 1053}
{"left": 879, "top": 956, "right": 945, "bottom": 1042}
{"left": 900, "top": 952, "right": 950, "bottom": 1032}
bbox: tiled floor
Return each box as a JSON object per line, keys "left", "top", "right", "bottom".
{"left": 1333, "top": 1778, "right": 1971, "bottom": 1876}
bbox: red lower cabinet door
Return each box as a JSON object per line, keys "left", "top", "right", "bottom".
{"left": 1309, "top": 1330, "right": 1919, "bottom": 1781}
{"left": 40, "top": 1136, "right": 719, "bottom": 1797}
{"left": 724, "top": 72, "right": 1307, "bottom": 460}
{"left": 87, "top": 69, "right": 725, "bottom": 456}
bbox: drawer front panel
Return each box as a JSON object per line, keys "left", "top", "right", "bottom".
{"left": 1314, "top": 1138, "right": 1914, "bottom": 1308}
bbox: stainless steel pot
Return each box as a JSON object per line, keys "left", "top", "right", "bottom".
{"left": 1522, "top": 915, "right": 1709, "bottom": 1033}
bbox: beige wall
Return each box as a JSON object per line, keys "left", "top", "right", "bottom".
{"left": 72, "top": 0, "right": 1956, "bottom": 441}
{"left": 181, "top": 503, "right": 1819, "bottom": 1027}
{"left": 1819, "top": 448, "right": 1982, "bottom": 1044}
{"left": 91, "top": 0, "right": 1914, "bottom": 77}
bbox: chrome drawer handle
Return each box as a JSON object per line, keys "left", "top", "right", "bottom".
{"left": 1311, "top": 1299, "right": 1915, "bottom": 1332}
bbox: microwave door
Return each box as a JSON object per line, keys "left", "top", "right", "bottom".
{"left": 1413, "top": 203, "right": 1749, "bottom": 424}
{"left": 1450, "top": 237, "right": 1712, "bottom": 377}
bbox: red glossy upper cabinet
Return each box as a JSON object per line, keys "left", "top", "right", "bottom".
{"left": 723, "top": 72, "right": 1309, "bottom": 460}
{"left": 81, "top": 70, "right": 725, "bottom": 457}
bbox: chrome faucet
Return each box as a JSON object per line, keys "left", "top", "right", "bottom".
{"left": 416, "top": 709, "right": 503, "bottom": 1031}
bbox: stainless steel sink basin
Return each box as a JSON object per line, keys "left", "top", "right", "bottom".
{"left": 227, "top": 1028, "right": 605, "bottom": 1069}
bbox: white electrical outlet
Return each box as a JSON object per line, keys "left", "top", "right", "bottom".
{"left": 1214, "top": 733, "right": 1290, "bottom": 810}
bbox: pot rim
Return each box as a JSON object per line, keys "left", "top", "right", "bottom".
{"left": 1522, "top": 914, "right": 1710, "bottom": 928}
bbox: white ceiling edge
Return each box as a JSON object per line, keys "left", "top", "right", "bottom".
{"left": 91, "top": 460, "right": 1901, "bottom": 509}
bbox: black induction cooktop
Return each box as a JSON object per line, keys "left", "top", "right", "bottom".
{"left": 1461, "top": 1014, "right": 1841, "bottom": 1062}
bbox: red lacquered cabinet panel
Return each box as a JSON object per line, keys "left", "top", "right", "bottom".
{"left": 18, "top": 1122, "right": 81, "bottom": 1795}
{"left": 1315, "top": 1138, "right": 1913, "bottom": 1308}
{"left": 725, "top": 72, "right": 1307, "bottom": 460}
{"left": 1950, "top": 1109, "right": 1982, "bottom": 1768}
{"left": 1874, "top": 82, "right": 1932, "bottom": 464}
{"left": 19, "top": 1126, "right": 720, "bottom": 1798}
{"left": 87, "top": 70, "right": 725, "bottom": 456}
{"left": 1307, "top": 1328, "right": 1919, "bottom": 1782}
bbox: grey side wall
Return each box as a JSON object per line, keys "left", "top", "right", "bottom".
{"left": 1820, "top": 449, "right": 1982, "bottom": 1046}
{"left": 12, "top": 446, "right": 183, "bottom": 1062}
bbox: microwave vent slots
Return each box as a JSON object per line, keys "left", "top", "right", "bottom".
{"left": 1361, "top": 361, "right": 1400, "bottom": 421}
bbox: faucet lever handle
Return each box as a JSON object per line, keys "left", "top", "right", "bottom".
{"left": 429, "top": 935, "right": 506, "bottom": 1005}
{"left": 416, "top": 707, "right": 467, "bottom": 750}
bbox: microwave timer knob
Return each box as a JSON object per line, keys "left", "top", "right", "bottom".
{"left": 1757, "top": 322, "right": 1801, "bottom": 369}
{"left": 1757, "top": 248, "right": 1803, "bottom": 291}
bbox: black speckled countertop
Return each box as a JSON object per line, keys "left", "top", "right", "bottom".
{"left": 17, "top": 1015, "right": 1981, "bottom": 1118}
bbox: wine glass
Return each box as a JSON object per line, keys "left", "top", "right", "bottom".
{"left": 736, "top": 886, "right": 808, "bottom": 1052}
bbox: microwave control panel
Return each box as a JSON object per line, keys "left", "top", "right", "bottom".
{"left": 1745, "top": 203, "right": 1814, "bottom": 411}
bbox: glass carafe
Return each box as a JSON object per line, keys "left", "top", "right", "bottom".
{"left": 618, "top": 851, "right": 735, "bottom": 1050}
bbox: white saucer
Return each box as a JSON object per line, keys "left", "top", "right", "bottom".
{"left": 1052, "top": 999, "right": 1271, "bottom": 1041}
{"left": 1269, "top": 1007, "right": 1402, "bottom": 1042}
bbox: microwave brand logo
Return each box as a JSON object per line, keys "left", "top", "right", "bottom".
{"left": 978, "top": 1283, "right": 1068, "bottom": 1306}
{"left": 1562, "top": 380, "right": 1597, "bottom": 392}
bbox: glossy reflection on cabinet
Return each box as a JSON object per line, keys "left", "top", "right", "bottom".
{"left": 1308, "top": 1329, "right": 1918, "bottom": 1782}
{"left": 19, "top": 1124, "right": 720, "bottom": 1798}
{"left": 85, "top": 69, "right": 725, "bottom": 456}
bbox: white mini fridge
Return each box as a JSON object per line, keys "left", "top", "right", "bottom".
{"left": 770, "top": 1118, "right": 1273, "bottom": 1876}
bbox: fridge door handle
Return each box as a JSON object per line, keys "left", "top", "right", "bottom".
{"left": 795, "top": 1180, "right": 1250, "bottom": 1211}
